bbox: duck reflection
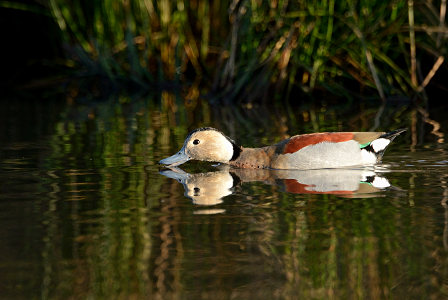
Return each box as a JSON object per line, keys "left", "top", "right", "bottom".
{"left": 160, "top": 166, "right": 393, "bottom": 210}
{"left": 161, "top": 167, "right": 234, "bottom": 206}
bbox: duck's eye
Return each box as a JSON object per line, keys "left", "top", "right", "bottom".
{"left": 194, "top": 187, "right": 200, "bottom": 196}
{"left": 193, "top": 139, "right": 200, "bottom": 145}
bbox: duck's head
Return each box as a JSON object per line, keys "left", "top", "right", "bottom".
{"left": 159, "top": 127, "right": 242, "bottom": 167}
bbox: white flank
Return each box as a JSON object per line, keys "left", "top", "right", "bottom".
{"left": 361, "top": 149, "right": 377, "bottom": 164}
{"left": 370, "top": 138, "right": 390, "bottom": 152}
{"left": 272, "top": 140, "right": 367, "bottom": 169}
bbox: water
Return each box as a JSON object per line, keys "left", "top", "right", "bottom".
{"left": 1, "top": 94, "right": 448, "bottom": 299}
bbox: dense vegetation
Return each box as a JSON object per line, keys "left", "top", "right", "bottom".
{"left": 4, "top": 0, "right": 448, "bottom": 102}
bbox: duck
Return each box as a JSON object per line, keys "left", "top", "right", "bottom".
{"left": 159, "top": 127, "right": 406, "bottom": 170}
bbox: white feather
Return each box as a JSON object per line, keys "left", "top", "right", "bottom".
{"left": 370, "top": 138, "right": 390, "bottom": 152}
{"left": 371, "top": 176, "right": 391, "bottom": 188}
{"left": 273, "top": 140, "right": 376, "bottom": 169}
{"left": 361, "top": 149, "right": 377, "bottom": 164}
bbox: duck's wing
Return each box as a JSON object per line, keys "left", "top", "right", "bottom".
{"left": 352, "top": 132, "right": 385, "bottom": 147}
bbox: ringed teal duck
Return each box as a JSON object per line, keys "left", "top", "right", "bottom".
{"left": 159, "top": 127, "right": 406, "bottom": 169}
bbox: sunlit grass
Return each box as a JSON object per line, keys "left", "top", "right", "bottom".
{"left": 47, "top": 0, "right": 448, "bottom": 102}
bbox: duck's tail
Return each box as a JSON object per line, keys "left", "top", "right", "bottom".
{"left": 362, "top": 128, "right": 407, "bottom": 162}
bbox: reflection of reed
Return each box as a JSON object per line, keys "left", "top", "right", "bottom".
{"left": 410, "top": 106, "right": 445, "bottom": 150}
{"left": 417, "top": 106, "right": 445, "bottom": 144}
{"left": 441, "top": 176, "right": 448, "bottom": 250}
{"left": 14, "top": 93, "right": 448, "bottom": 298}
{"left": 153, "top": 179, "right": 184, "bottom": 300}
{"left": 41, "top": 171, "right": 60, "bottom": 300}
{"left": 42, "top": 105, "right": 159, "bottom": 297}
{"left": 153, "top": 216, "right": 172, "bottom": 298}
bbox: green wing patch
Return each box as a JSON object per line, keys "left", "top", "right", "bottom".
{"left": 359, "top": 142, "right": 371, "bottom": 148}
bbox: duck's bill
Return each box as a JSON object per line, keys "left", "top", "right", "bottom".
{"left": 159, "top": 167, "right": 189, "bottom": 182}
{"left": 159, "top": 151, "right": 190, "bottom": 167}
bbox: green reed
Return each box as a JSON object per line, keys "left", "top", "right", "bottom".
{"left": 47, "top": 0, "right": 447, "bottom": 101}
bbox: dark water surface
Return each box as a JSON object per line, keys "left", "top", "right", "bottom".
{"left": 1, "top": 94, "right": 448, "bottom": 299}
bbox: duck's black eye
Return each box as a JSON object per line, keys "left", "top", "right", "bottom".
{"left": 194, "top": 187, "right": 200, "bottom": 196}
{"left": 193, "top": 139, "right": 200, "bottom": 145}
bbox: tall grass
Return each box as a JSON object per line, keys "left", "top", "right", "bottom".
{"left": 47, "top": 0, "right": 447, "bottom": 102}
{"left": 49, "top": 0, "right": 226, "bottom": 84}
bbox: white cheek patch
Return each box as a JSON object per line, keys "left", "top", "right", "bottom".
{"left": 370, "top": 138, "right": 390, "bottom": 152}
{"left": 221, "top": 138, "right": 235, "bottom": 162}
